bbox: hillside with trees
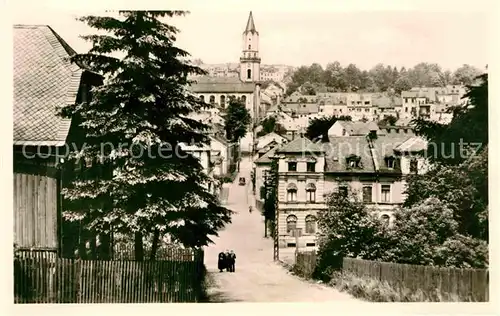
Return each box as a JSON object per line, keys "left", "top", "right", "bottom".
{"left": 286, "top": 62, "right": 483, "bottom": 96}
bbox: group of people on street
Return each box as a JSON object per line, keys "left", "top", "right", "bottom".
{"left": 218, "top": 250, "right": 236, "bottom": 272}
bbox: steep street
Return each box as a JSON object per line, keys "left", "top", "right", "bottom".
{"left": 203, "top": 157, "right": 354, "bottom": 302}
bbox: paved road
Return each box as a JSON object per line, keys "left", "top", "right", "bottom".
{"left": 203, "top": 157, "right": 354, "bottom": 302}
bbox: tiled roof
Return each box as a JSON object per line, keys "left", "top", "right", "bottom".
{"left": 371, "top": 134, "right": 414, "bottom": 172}
{"left": 13, "top": 25, "right": 84, "bottom": 146}
{"left": 189, "top": 76, "right": 255, "bottom": 93}
{"left": 338, "top": 121, "right": 379, "bottom": 136}
{"left": 322, "top": 137, "right": 375, "bottom": 173}
{"left": 255, "top": 146, "right": 278, "bottom": 164}
{"left": 394, "top": 136, "right": 428, "bottom": 153}
{"left": 277, "top": 137, "right": 324, "bottom": 153}
{"left": 323, "top": 134, "right": 412, "bottom": 173}
{"left": 281, "top": 103, "right": 320, "bottom": 114}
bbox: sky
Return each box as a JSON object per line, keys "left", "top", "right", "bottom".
{"left": 11, "top": 4, "right": 492, "bottom": 72}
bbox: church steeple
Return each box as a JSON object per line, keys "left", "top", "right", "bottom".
{"left": 244, "top": 11, "right": 258, "bottom": 35}
{"left": 240, "top": 11, "right": 261, "bottom": 83}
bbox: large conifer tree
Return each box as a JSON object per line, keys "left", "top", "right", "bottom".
{"left": 60, "top": 11, "right": 232, "bottom": 259}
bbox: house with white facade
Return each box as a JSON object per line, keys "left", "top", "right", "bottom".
{"left": 178, "top": 142, "right": 216, "bottom": 194}
{"left": 274, "top": 137, "right": 327, "bottom": 249}
{"left": 255, "top": 132, "right": 288, "bottom": 151}
{"left": 273, "top": 129, "right": 429, "bottom": 252}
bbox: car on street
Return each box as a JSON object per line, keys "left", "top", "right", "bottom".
{"left": 238, "top": 177, "right": 246, "bottom": 185}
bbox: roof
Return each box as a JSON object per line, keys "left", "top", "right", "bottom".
{"left": 277, "top": 137, "right": 324, "bottom": 153}
{"left": 13, "top": 25, "right": 85, "bottom": 146}
{"left": 244, "top": 11, "right": 258, "bottom": 34}
{"left": 255, "top": 146, "right": 278, "bottom": 164}
{"left": 394, "top": 136, "right": 428, "bottom": 153}
{"left": 322, "top": 137, "right": 375, "bottom": 173}
{"left": 337, "top": 121, "right": 379, "bottom": 136}
{"left": 189, "top": 76, "right": 255, "bottom": 93}
{"left": 281, "top": 103, "right": 320, "bottom": 114}
{"left": 371, "top": 134, "right": 414, "bottom": 172}
{"left": 323, "top": 134, "right": 413, "bottom": 173}
{"left": 210, "top": 134, "right": 228, "bottom": 146}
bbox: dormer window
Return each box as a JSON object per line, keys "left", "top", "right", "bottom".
{"left": 385, "top": 156, "right": 396, "bottom": 169}
{"left": 287, "top": 161, "right": 297, "bottom": 172}
{"left": 346, "top": 155, "right": 361, "bottom": 169}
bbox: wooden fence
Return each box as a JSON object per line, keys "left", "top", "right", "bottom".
{"left": 294, "top": 252, "right": 489, "bottom": 302}
{"left": 111, "top": 244, "right": 196, "bottom": 261}
{"left": 343, "top": 257, "right": 490, "bottom": 302}
{"left": 14, "top": 249, "right": 205, "bottom": 303}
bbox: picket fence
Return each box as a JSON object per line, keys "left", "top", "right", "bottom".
{"left": 14, "top": 249, "right": 205, "bottom": 303}
{"left": 293, "top": 252, "right": 489, "bottom": 302}
{"left": 343, "top": 257, "right": 489, "bottom": 302}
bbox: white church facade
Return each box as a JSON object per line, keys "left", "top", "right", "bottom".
{"left": 189, "top": 12, "right": 263, "bottom": 154}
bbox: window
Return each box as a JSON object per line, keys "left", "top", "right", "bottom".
{"left": 247, "top": 69, "right": 252, "bottom": 79}
{"left": 385, "top": 156, "right": 395, "bottom": 169}
{"left": 286, "top": 215, "right": 298, "bottom": 233}
{"left": 363, "top": 186, "right": 372, "bottom": 203}
{"left": 405, "top": 107, "right": 408, "bottom": 113}
{"left": 287, "top": 183, "right": 297, "bottom": 202}
{"left": 209, "top": 95, "right": 215, "bottom": 104}
{"left": 220, "top": 95, "right": 225, "bottom": 106}
{"left": 339, "top": 186, "right": 348, "bottom": 197}
{"left": 306, "top": 162, "right": 316, "bottom": 172}
{"left": 381, "top": 214, "right": 390, "bottom": 226}
{"left": 381, "top": 185, "right": 391, "bottom": 203}
{"left": 287, "top": 162, "right": 297, "bottom": 171}
{"left": 346, "top": 156, "right": 361, "bottom": 169}
{"left": 199, "top": 95, "right": 205, "bottom": 102}
{"left": 410, "top": 158, "right": 418, "bottom": 174}
{"left": 305, "top": 215, "right": 317, "bottom": 234}
{"left": 342, "top": 129, "right": 346, "bottom": 136}
{"left": 241, "top": 95, "right": 246, "bottom": 103}
{"left": 248, "top": 44, "right": 251, "bottom": 50}
{"left": 306, "top": 183, "right": 316, "bottom": 202}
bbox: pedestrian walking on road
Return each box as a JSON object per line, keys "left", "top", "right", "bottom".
{"left": 225, "top": 250, "right": 231, "bottom": 272}
{"left": 228, "top": 250, "right": 236, "bottom": 272}
{"left": 249, "top": 206, "right": 252, "bottom": 213}
{"left": 217, "top": 251, "right": 226, "bottom": 272}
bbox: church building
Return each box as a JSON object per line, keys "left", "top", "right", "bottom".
{"left": 189, "top": 12, "right": 263, "bottom": 153}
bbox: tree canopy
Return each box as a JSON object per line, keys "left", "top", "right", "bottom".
{"left": 305, "top": 115, "right": 351, "bottom": 142}
{"left": 224, "top": 98, "right": 251, "bottom": 142}
{"left": 286, "top": 62, "right": 484, "bottom": 96}
{"left": 257, "top": 115, "right": 286, "bottom": 137}
{"left": 60, "top": 11, "right": 232, "bottom": 259}
{"left": 413, "top": 73, "right": 488, "bottom": 165}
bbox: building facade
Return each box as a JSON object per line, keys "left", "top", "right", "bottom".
{"left": 273, "top": 123, "right": 428, "bottom": 252}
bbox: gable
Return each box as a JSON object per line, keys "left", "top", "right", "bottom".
{"left": 13, "top": 25, "right": 86, "bottom": 146}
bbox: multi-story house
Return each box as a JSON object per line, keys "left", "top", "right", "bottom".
{"left": 273, "top": 124, "right": 428, "bottom": 252}
{"left": 274, "top": 137, "right": 327, "bottom": 249}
